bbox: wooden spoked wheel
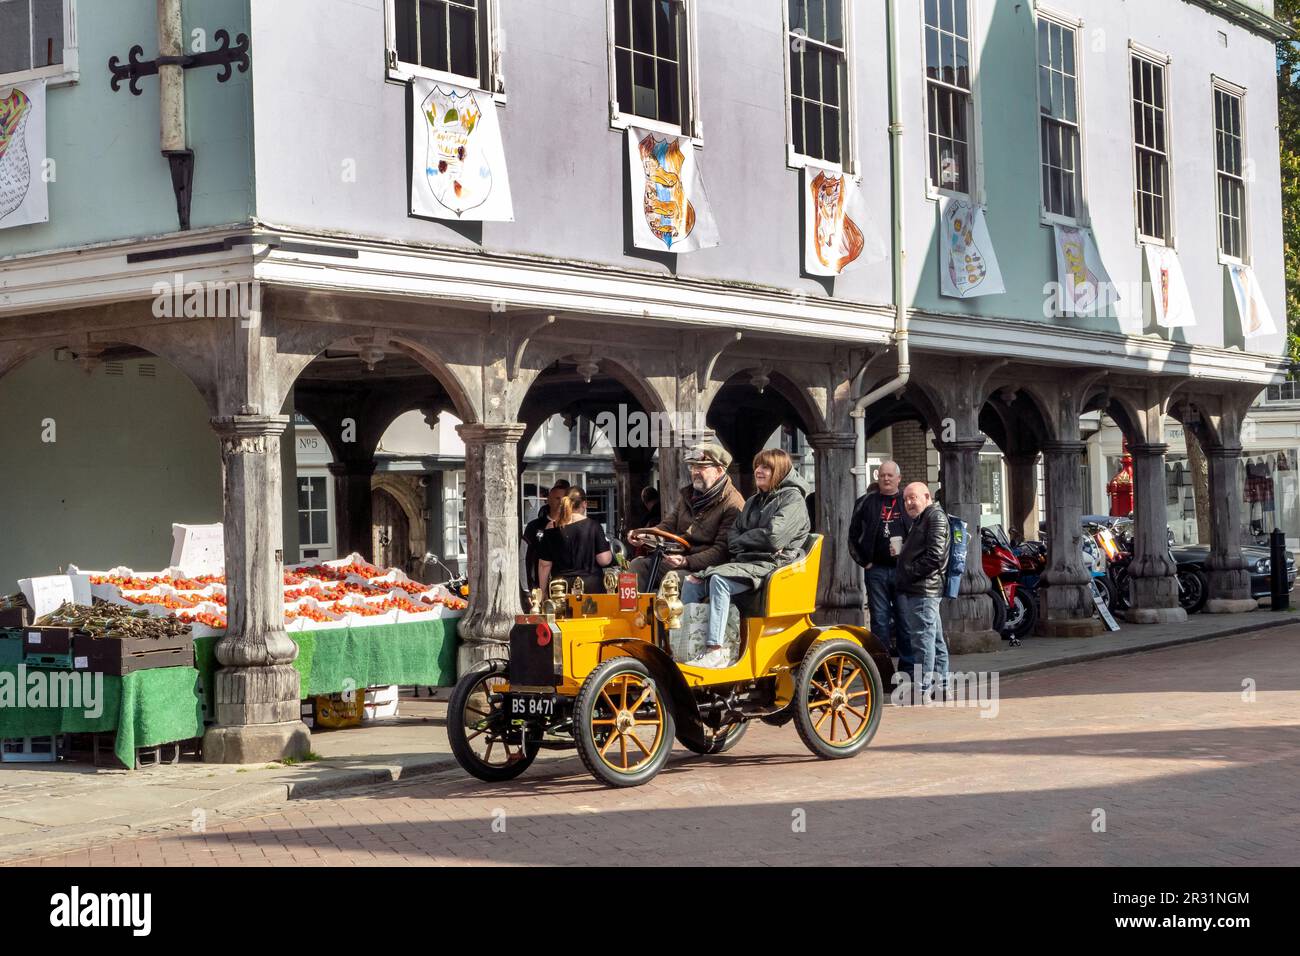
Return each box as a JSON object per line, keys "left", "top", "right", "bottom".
{"left": 447, "top": 660, "right": 538, "bottom": 782}
{"left": 806, "top": 652, "right": 872, "bottom": 747}
{"left": 575, "top": 657, "right": 676, "bottom": 787}
{"left": 793, "top": 637, "right": 883, "bottom": 759}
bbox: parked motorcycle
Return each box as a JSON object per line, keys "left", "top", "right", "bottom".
{"left": 1100, "top": 519, "right": 1208, "bottom": 614}
{"left": 982, "top": 525, "right": 1036, "bottom": 644}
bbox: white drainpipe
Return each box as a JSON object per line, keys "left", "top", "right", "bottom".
{"left": 850, "top": 0, "right": 910, "bottom": 500}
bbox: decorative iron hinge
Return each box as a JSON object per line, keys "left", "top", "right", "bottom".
{"left": 109, "top": 29, "right": 250, "bottom": 96}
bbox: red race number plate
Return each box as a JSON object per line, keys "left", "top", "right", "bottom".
{"left": 618, "top": 571, "right": 638, "bottom": 612}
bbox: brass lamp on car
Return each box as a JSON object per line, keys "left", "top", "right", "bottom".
{"left": 654, "top": 571, "right": 684, "bottom": 630}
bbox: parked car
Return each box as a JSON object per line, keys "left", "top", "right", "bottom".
{"left": 1170, "top": 543, "right": 1295, "bottom": 600}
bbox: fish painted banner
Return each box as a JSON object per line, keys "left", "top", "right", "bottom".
{"left": 803, "top": 167, "right": 882, "bottom": 276}
{"left": 1144, "top": 244, "right": 1195, "bottom": 328}
{"left": 938, "top": 196, "right": 1004, "bottom": 298}
{"left": 627, "top": 126, "right": 719, "bottom": 253}
{"left": 1227, "top": 262, "right": 1278, "bottom": 339}
{"left": 411, "top": 77, "right": 513, "bottom": 222}
{"left": 1052, "top": 224, "right": 1116, "bottom": 317}
{"left": 0, "top": 78, "right": 49, "bottom": 230}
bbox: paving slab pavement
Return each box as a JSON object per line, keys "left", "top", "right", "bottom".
{"left": 0, "top": 607, "right": 1296, "bottom": 862}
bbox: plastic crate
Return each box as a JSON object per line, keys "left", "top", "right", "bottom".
{"left": 0, "top": 631, "right": 22, "bottom": 665}
{"left": 24, "top": 652, "right": 74, "bottom": 669}
{"left": 363, "top": 685, "right": 400, "bottom": 721}
{"left": 2, "top": 736, "right": 62, "bottom": 763}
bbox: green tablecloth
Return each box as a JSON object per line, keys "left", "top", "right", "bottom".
{"left": 193, "top": 617, "right": 459, "bottom": 701}
{"left": 0, "top": 664, "right": 204, "bottom": 768}
{"left": 1, "top": 617, "right": 459, "bottom": 769}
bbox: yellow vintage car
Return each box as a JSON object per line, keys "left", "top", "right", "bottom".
{"left": 448, "top": 532, "right": 893, "bottom": 788}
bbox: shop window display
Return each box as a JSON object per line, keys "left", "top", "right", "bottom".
{"left": 1241, "top": 450, "right": 1297, "bottom": 547}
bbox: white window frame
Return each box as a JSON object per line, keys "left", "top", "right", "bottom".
{"left": 1211, "top": 75, "right": 1248, "bottom": 266}
{"left": 297, "top": 473, "right": 335, "bottom": 551}
{"left": 384, "top": 0, "right": 506, "bottom": 104}
{"left": 606, "top": 0, "right": 702, "bottom": 144}
{"left": 782, "top": 0, "right": 859, "bottom": 175}
{"left": 1128, "top": 41, "right": 1175, "bottom": 248}
{"left": 921, "top": 0, "right": 983, "bottom": 202}
{"left": 1033, "top": 4, "right": 1087, "bottom": 227}
{"left": 0, "top": 0, "right": 78, "bottom": 87}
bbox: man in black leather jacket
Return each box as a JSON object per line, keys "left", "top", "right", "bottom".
{"left": 848, "top": 460, "right": 914, "bottom": 670}
{"left": 895, "top": 482, "right": 950, "bottom": 698}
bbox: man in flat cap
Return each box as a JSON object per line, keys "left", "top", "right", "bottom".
{"left": 628, "top": 442, "right": 745, "bottom": 592}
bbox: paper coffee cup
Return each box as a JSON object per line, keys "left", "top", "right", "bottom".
{"left": 889, "top": 536, "right": 902, "bottom": 556}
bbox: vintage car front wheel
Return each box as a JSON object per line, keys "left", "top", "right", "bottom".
{"left": 448, "top": 660, "right": 540, "bottom": 782}
{"left": 575, "top": 657, "right": 675, "bottom": 787}
{"left": 793, "top": 637, "right": 883, "bottom": 759}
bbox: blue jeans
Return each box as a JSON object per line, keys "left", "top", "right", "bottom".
{"left": 681, "top": 575, "right": 752, "bottom": 648}
{"left": 865, "top": 564, "right": 912, "bottom": 670}
{"left": 896, "top": 591, "right": 948, "bottom": 692}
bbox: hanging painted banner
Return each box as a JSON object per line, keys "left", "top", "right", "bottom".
{"left": 803, "top": 167, "right": 883, "bottom": 276}
{"left": 627, "top": 126, "right": 719, "bottom": 253}
{"left": 1052, "top": 224, "right": 1117, "bottom": 317}
{"left": 410, "top": 77, "right": 513, "bottom": 222}
{"left": 938, "top": 196, "right": 1004, "bottom": 298}
{"left": 1227, "top": 262, "right": 1278, "bottom": 339}
{"left": 1143, "top": 244, "right": 1195, "bottom": 328}
{"left": 0, "top": 78, "right": 49, "bottom": 230}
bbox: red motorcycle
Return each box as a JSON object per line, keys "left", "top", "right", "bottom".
{"left": 981, "top": 525, "right": 1037, "bottom": 644}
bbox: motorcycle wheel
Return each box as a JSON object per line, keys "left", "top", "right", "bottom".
{"left": 1007, "top": 588, "right": 1038, "bottom": 640}
{"left": 1110, "top": 567, "right": 1131, "bottom": 610}
{"left": 1178, "top": 567, "right": 1209, "bottom": 614}
{"left": 987, "top": 585, "right": 1009, "bottom": 637}
{"left": 1093, "top": 575, "right": 1117, "bottom": 614}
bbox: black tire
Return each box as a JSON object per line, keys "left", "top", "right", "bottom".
{"left": 1179, "top": 567, "right": 1209, "bottom": 614}
{"left": 679, "top": 720, "right": 749, "bottom": 755}
{"left": 1092, "top": 575, "right": 1116, "bottom": 614}
{"left": 793, "top": 637, "right": 883, "bottom": 760}
{"left": 447, "top": 660, "right": 540, "bottom": 783}
{"left": 987, "top": 585, "right": 1009, "bottom": 637}
{"left": 1006, "top": 587, "right": 1038, "bottom": 640}
{"left": 1110, "top": 567, "right": 1131, "bottom": 610}
{"left": 575, "top": 656, "right": 676, "bottom": 787}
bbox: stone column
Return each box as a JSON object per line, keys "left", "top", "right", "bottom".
{"left": 934, "top": 437, "right": 1000, "bottom": 653}
{"left": 1125, "top": 443, "right": 1186, "bottom": 623}
{"left": 1204, "top": 444, "right": 1255, "bottom": 612}
{"left": 327, "top": 458, "right": 377, "bottom": 561}
{"left": 204, "top": 414, "right": 310, "bottom": 763}
{"left": 808, "top": 432, "right": 865, "bottom": 627}
{"left": 1005, "top": 453, "right": 1040, "bottom": 543}
{"left": 1037, "top": 441, "right": 1103, "bottom": 636}
{"left": 456, "top": 422, "right": 526, "bottom": 670}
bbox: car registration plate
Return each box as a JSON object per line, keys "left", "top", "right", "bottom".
{"left": 505, "top": 693, "right": 557, "bottom": 718}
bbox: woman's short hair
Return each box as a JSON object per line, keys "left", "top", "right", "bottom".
{"left": 752, "top": 448, "right": 793, "bottom": 488}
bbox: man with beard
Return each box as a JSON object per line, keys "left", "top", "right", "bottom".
{"left": 628, "top": 443, "right": 744, "bottom": 592}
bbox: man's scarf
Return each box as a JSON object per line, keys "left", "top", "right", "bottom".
{"left": 686, "top": 473, "right": 732, "bottom": 517}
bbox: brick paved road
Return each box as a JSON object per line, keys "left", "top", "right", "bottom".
{"left": 10, "top": 626, "right": 1300, "bottom": 866}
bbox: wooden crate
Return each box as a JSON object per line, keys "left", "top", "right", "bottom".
{"left": 0, "top": 606, "right": 31, "bottom": 629}
{"left": 21, "top": 626, "right": 76, "bottom": 656}
{"left": 71, "top": 631, "right": 194, "bottom": 675}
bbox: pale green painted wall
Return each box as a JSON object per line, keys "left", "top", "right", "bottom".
{"left": 0, "top": 352, "right": 223, "bottom": 587}
{"left": 0, "top": 0, "right": 254, "bottom": 258}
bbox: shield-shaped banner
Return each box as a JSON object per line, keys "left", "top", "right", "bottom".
{"left": 410, "top": 77, "right": 514, "bottom": 222}
{"left": 0, "top": 78, "right": 49, "bottom": 230}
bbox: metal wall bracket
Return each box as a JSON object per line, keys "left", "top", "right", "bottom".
{"left": 109, "top": 29, "right": 250, "bottom": 95}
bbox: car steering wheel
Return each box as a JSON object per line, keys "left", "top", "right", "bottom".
{"left": 629, "top": 529, "right": 690, "bottom": 555}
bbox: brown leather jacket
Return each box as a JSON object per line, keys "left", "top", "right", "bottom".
{"left": 656, "top": 478, "right": 746, "bottom": 572}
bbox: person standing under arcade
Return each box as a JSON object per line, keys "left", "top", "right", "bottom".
{"left": 848, "top": 460, "right": 914, "bottom": 672}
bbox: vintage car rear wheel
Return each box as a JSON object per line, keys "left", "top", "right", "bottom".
{"left": 448, "top": 660, "right": 540, "bottom": 782}
{"left": 679, "top": 720, "right": 749, "bottom": 755}
{"left": 575, "top": 657, "right": 675, "bottom": 787}
{"left": 793, "top": 637, "right": 883, "bottom": 759}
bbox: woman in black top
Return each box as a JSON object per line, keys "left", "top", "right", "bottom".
{"left": 537, "top": 487, "right": 613, "bottom": 593}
